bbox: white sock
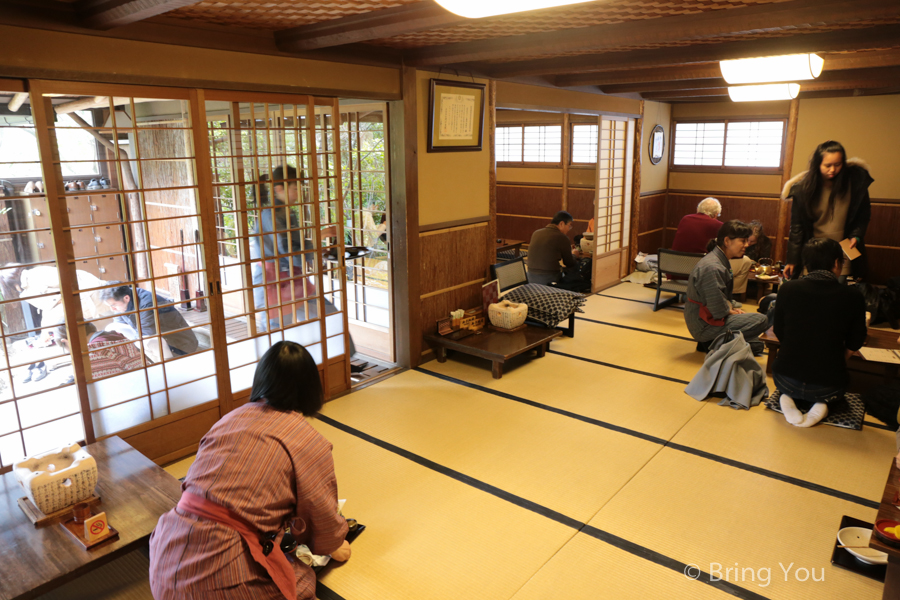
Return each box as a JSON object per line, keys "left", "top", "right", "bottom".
{"left": 779, "top": 394, "right": 804, "bottom": 425}
{"left": 797, "top": 403, "right": 829, "bottom": 428}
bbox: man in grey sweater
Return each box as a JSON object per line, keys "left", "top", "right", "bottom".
{"left": 684, "top": 220, "right": 768, "bottom": 355}
{"left": 527, "top": 211, "right": 580, "bottom": 285}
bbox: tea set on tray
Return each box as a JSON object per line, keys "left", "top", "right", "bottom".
{"left": 752, "top": 258, "right": 783, "bottom": 281}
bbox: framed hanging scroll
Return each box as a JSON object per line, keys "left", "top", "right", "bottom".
{"left": 427, "top": 79, "right": 486, "bottom": 152}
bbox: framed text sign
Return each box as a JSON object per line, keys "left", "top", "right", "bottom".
{"left": 649, "top": 124, "right": 665, "bottom": 165}
{"left": 427, "top": 79, "right": 486, "bottom": 152}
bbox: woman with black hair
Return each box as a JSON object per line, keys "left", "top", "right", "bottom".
{"left": 773, "top": 238, "right": 867, "bottom": 427}
{"left": 150, "top": 342, "right": 350, "bottom": 600}
{"left": 782, "top": 141, "right": 873, "bottom": 281}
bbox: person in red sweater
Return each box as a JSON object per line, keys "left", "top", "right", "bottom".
{"left": 671, "top": 197, "right": 723, "bottom": 254}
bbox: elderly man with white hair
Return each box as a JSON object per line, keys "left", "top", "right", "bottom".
{"left": 671, "top": 197, "right": 752, "bottom": 296}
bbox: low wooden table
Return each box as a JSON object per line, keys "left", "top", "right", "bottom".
{"left": 425, "top": 326, "right": 562, "bottom": 379}
{"left": 496, "top": 238, "right": 524, "bottom": 258}
{"left": 869, "top": 459, "right": 900, "bottom": 600}
{"left": 747, "top": 271, "right": 783, "bottom": 302}
{"left": 761, "top": 327, "right": 900, "bottom": 383}
{"left": 0, "top": 436, "right": 182, "bottom": 600}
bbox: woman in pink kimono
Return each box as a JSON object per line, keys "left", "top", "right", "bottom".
{"left": 149, "top": 342, "right": 350, "bottom": 600}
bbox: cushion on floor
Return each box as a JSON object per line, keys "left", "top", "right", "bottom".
{"left": 765, "top": 389, "right": 866, "bottom": 430}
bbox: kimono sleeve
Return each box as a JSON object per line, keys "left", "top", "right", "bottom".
{"left": 295, "top": 440, "right": 348, "bottom": 556}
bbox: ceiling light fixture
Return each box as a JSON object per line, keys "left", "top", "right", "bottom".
{"left": 728, "top": 83, "right": 800, "bottom": 102}
{"left": 720, "top": 54, "right": 824, "bottom": 85}
{"left": 434, "top": 0, "right": 595, "bottom": 19}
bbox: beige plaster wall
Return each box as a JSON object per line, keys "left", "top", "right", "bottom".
{"left": 640, "top": 101, "right": 671, "bottom": 194}
{"left": 792, "top": 95, "right": 900, "bottom": 199}
{"left": 416, "top": 71, "right": 491, "bottom": 226}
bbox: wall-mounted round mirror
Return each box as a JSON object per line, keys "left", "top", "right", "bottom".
{"left": 649, "top": 124, "right": 665, "bottom": 165}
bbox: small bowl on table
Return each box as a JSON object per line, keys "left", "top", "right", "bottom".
{"left": 838, "top": 526, "right": 888, "bottom": 565}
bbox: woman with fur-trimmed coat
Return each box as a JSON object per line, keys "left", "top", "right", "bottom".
{"left": 782, "top": 141, "right": 873, "bottom": 281}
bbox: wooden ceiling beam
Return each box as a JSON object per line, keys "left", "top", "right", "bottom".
{"left": 556, "top": 65, "right": 722, "bottom": 88}
{"left": 484, "top": 24, "right": 900, "bottom": 79}
{"left": 642, "top": 88, "right": 728, "bottom": 100}
{"left": 406, "top": 0, "right": 900, "bottom": 67}
{"left": 275, "top": 2, "right": 463, "bottom": 52}
{"left": 76, "top": 0, "right": 204, "bottom": 30}
{"left": 602, "top": 78, "right": 728, "bottom": 94}
{"left": 555, "top": 48, "right": 900, "bottom": 88}
{"left": 602, "top": 65, "right": 900, "bottom": 94}
{"left": 646, "top": 75, "right": 900, "bottom": 101}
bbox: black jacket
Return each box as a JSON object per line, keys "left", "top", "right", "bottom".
{"left": 783, "top": 160, "right": 873, "bottom": 278}
{"left": 773, "top": 276, "right": 867, "bottom": 387}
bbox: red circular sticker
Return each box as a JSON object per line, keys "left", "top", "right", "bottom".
{"left": 90, "top": 520, "right": 106, "bottom": 535}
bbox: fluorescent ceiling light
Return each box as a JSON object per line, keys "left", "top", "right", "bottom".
{"left": 435, "top": 0, "right": 595, "bottom": 19}
{"left": 728, "top": 83, "right": 800, "bottom": 102}
{"left": 720, "top": 54, "right": 824, "bottom": 84}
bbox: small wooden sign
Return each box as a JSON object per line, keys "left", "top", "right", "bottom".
{"left": 85, "top": 512, "right": 109, "bottom": 542}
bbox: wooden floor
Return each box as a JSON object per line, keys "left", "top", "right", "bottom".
{"left": 155, "top": 282, "right": 898, "bottom": 600}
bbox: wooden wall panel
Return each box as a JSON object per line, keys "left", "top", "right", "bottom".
{"left": 867, "top": 247, "right": 900, "bottom": 285}
{"left": 638, "top": 229, "right": 664, "bottom": 255}
{"left": 567, "top": 188, "right": 594, "bottom": 221}
{"left": 867, "top": 203, "right": 900, "bottom": 248}
{"left": 420, "top": 223, "right": 489, "bottom": 296}
{"left": 420, "top": 282, "right": 483, "bottom": 337}
{"left": 638, "top": 193, "right": 666, "bottom": 233}
{"left": 497, "top": 185, "right": 562, "bottom": 217}
{"left": 121, "top": 405, "right": 219, "bottom": 464}
{"left": 666, "top": 193, "right": 780, "bottom": 234}
{"left": 497, "top": 215, "right": 547, "bottom": 244}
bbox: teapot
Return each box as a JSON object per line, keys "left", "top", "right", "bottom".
{"left": 755, "top": 258, "right": 775, "bottom": 276}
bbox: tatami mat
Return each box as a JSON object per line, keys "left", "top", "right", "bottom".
{"left": 510, "top": 532, "right": 740, "bottom": 600}
{"left": 420, "top": 352, "right": 706, "bottom": 441}
{"left": 588, "top": 448, "right": 883, "bottom": 600}
{"left": 311, "top": 420, "right": 579, "bottom": 600}
{"left": 670, "top": 400, "right": 895, "bottom": 505}
{"left": 319, "top": 369, "right": 662, "bottom": 522}
{"left": 556, "top": 318, "right": 707, "bottom": 383}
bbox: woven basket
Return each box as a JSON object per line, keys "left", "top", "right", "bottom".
{"left": 488, "top": 300, "right": 528, "bottom": 330}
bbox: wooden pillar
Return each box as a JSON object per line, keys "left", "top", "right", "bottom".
{"left": 776, "top": 98, "right": 801, "bottom": 264}
{"left": 629, "top": 101, "right": 644, "bottom": 265}
{"left": 561, "top": 113, "right": 570, "bottom": 213}
{"left": 389, "top": 66, "right": 420, "bottom": 368}
{"left": 487, "top": 80, "right": 497, "bottom": 277}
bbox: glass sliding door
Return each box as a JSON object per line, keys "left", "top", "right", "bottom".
{"left": 0, "top": 87, "right": 85, "bottom": 469}
{"left": 203, "top": 93, "right": 350, "bottom": 400}
{"left": 28, "top": 82, "right": 221, "bottom": 461}
{"left": 340, "top": 104, "right": 394, "bottom": 366}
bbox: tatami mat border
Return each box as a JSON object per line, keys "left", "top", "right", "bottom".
{"left": 414, "top": 368, "right": 880, "bottom": 509}
{"left": 575, "top": 316, "right": 695, "bottom": 341}
{"left": 599, "top": 292, "right": 684, "bottom": 310}
{"left": 316, "top": 583, "right": 347, "bottom": 600}
{"left": 547, "top": 350, "right": 690, "bottom": 384}
{"left": 317, "top": 413, "right": 772, "bottom": 600}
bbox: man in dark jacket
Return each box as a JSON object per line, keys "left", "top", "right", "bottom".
{"left": 773, "top": 238, "right": 867, "bottom": 427}
{"left": 101, "top": 284, "right": 199, "bottom": 357}
{"left": 526, "top": 211, "right": 580, "bottom": 286}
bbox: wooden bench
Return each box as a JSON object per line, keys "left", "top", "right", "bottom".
{"left": 425, "top": 326, "right": 562, "bottom": 379}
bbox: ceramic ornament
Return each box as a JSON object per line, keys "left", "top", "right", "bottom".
{"left": 14, "top": 443, "right": 98, "bottom": 515}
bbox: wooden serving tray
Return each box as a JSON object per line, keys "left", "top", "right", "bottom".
{"left": 18, "top": 494, "right": 102, "bottom": 528}
{"left": 60, "top": 516, "right": 119, "bottom": 549}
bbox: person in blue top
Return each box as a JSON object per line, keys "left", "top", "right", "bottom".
{"left": 101, "top": 284, "right": 199, "bottom": 357}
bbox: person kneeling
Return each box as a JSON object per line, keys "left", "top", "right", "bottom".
{"left": 685, "top": 220, "right": 768, "bottom": 355}
{"left": 772, "top": 238, "right": 867, "bottom": 427}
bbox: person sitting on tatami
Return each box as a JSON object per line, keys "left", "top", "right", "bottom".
{"left": 772, "top": 237, "right": 867, "bottom": 427}
{"left": 684, "top": 220, "right": 768, "bottom": 355}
